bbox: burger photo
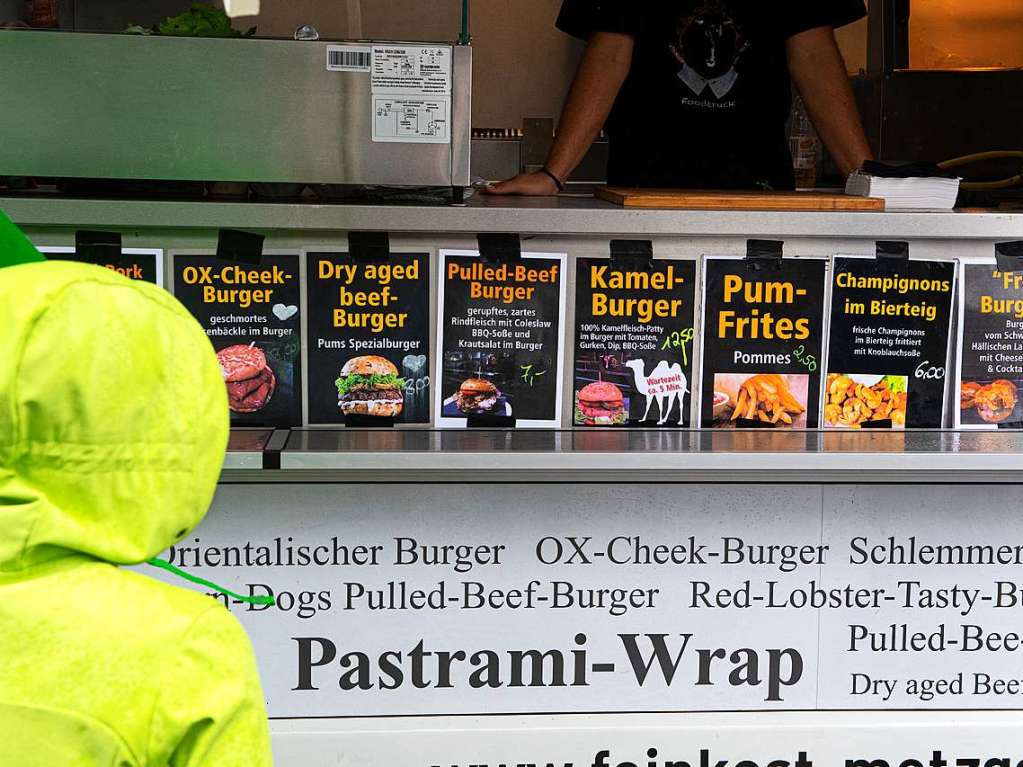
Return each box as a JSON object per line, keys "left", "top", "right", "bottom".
{"left": 575, "top": 381, "right": 627, "bottom": 426}
{"left": 335, "top": 355, "right": 406, "bottom": 418}
{"left": 454, "top": 377, "right": 500, "bottom": 415}
{"left": 217, "top": 343, "right": 276, "bottom": 413}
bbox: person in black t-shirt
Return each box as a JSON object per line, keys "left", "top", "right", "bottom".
{"left": 486, "top": 0, "right": 873, "bottom": 194}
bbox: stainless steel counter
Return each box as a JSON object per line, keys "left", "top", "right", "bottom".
{"left": 221, "top": 429, "right": 1023, "bottom": 483}
{"left": 5, "top": 195, "right": 1023, "bottom": 239}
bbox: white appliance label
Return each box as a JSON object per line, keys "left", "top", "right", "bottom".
{"left": 372, "top": 95, "right": 450, "bottom": 144}
{"left": 326, "top": 44, "right": 372, "bottom": 72}
{"left": 149, "top": 483, "right": 1023, "bottom": 718}
{"left": 371, "top": 45, "right": 452, "bottom": 95}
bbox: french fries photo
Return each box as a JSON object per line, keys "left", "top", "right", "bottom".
{"left": 825, "top": 374, "right": 907, "bottom": 428}
{"left": 729, "top": 374, "right": 806, "bottom": 425}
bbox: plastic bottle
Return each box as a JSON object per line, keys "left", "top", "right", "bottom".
{"left": 789, "top": 95, "right": 819, "bottom": 190}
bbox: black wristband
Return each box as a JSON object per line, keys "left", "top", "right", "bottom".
{"left": 540, "top": 166, "right": 565, "bottom": 192}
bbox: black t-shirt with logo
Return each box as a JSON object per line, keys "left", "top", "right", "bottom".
{"left": 557, "top": 0, "right": 866, "bottom": 190}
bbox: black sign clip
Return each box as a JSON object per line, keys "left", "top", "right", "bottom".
{"left": 876, "top": 240, "right": 909, "bottom": 260}
{"left": 217, "top": 228, "right": 264, "bottom": 266}
{"left": 349, "top": 231, "right": 391, "bottom": 264}
{"left": 745, "top": 239, "right": 783, "bottom": 270}
{"left": 735, "top": 418, "right": 777, "bottom": 429}
{"left": 610, "top": 239, "right": 654, "bottom": 270}
{"left": 861, "top": 418, "right": 894, "bottom": 429}
{"left": 478, "top": 233, "right": 521, "bottom": 265}
{"left": 466, "top": 414, "right": 517, "bottom": 428}
{"left": 344, "top": 413, "right": 396, "bottom": 428}
{"left": 75, "top": 230, "right": 122, "bottom": 266}
{"left": 995, "top": 241, "right": 1023, "bottom": 273}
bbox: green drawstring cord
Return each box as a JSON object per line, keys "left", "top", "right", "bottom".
{"left": 146, "top": 557, "right": 275, "bottom": 606}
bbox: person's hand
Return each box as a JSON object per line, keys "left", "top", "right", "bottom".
{"left": 484, "top": 172, "right": 560, "bottom": 196}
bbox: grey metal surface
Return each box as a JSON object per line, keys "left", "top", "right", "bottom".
{"left": 0, "top": 31, "right": 470, "bottom": 186}
{"left": 223, "top": 428, "right": 274, "bottom": 470}
{"left": 230, "top": 429, "right": 1023, "bottom": 483}
{"left": 6, "top": 195, "right": 1023, "bottom": 239}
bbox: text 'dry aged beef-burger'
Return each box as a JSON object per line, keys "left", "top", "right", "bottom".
{"left": 217, "top": 343, "right": 276, "bottom": 413}
{"left": 336, "top": 355, "right": 405, "bottom": 418}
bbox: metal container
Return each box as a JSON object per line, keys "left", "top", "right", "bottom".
{"left": 0, "top": 31, "right": 472, "bottom": 189}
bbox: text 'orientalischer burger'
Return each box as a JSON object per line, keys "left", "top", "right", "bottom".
{"left": 336, "top": 355, "right": 406, "bottom": 418}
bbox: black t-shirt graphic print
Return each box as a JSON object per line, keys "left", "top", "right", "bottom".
{"left": 557, "top": 0, "right": 866, "bottom": 190}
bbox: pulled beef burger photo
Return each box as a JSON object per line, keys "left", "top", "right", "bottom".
{"left": 575, "top": 381, "right": 627, "bottom": 425}
{"left": 336, "top": 355, "right": 406, "bottom": 417}
{"left": 217, "top": 343, "right": 276, "bottom": 413}
{"left": 454, "top": 377, "right": 500, "bottom": 415}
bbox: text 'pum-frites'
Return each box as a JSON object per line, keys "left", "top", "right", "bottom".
{"left": 717, "top": 275, "right": 811, "bottom": 341}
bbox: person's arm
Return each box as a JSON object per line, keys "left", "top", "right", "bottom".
{"left": 485, "top": 31, "right": 634, "bottom": 196}
{"left": 147, "top": 607, "right": 272, "bottom": 767}
{"left": 786, "top": 25, "right": 874, "bottom": 177}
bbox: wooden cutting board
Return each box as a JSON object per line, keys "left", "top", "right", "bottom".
{"left": 596, "top": 187, "right": 885, "bottom": 211}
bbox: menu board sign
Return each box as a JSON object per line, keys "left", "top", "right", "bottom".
{"left": 956, "top": 261, "right": 1023, "bottom": 428}
{"left": 39, "top": 246, "right": 163, "bottom": 285}
{"left": 305, "top": 252, "right": 431, "bottom": 425}
{"left": 824, "top": 256, "right": 955, "bottom": 429}
{"left": 699, "top": 256, "right": 826, "bottom": 428}
{"left": 172, "top": 253, "right": 302, "bottom": 427}
{"left": 436, "top": 249, "right": 566, "bottom": 427}
{"left": 572, "top": 258, "right": 696, "bottom": 426}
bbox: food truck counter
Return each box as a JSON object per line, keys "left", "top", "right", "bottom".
{"left": 11, "top": 194, "right": 1023, "bottom": 766}
{"left": 5, "top": 194, "right": 1023, "bottom": 240}
{"left": 225, "top": 428, "right": 1023, "bottom": 483}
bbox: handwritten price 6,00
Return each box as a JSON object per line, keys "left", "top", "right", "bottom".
{"left": 661, "top": 327, "right": 695, "bottom": 366}
{"left": 793, "top": 344, "right": 818, "bottom": 372}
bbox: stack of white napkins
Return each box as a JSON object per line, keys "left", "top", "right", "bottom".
{"left": 846, "top": 171, "right": 960, "bottom": 210}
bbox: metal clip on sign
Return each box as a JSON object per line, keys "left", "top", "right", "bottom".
{"left": 995, "top": 241, "right": 1023, "bottom": 273}
{"left": 610, "top": 239, "right": 655, "bottom": 270}
{"left": 349, "top": 231, "right": 391, "bottom": 264}
{"left": 75, "top": 230, "right": 122, "bottom": 266}
{"left": 876, "top": 240, "right": 910, "bottom": 260}
{"left": 216, "top": 228, "right": 264, "bottom": 266}
{"left": 745, "top": 239, "right": 784, "bottom": 271}
{"left": 477, "top": 232, "right": 521, "bottom": 265}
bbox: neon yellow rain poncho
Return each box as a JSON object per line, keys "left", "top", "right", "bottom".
{"left": 0, "top": 253, "right": 272, "bottom": 765}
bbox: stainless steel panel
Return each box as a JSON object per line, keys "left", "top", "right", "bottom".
{"left": 7, "top": 195, "right": 1023, "bottom": 239}
{"left": 0, "top": 31, "right": 470, "bottom": 186}
{"left": 449, "top": 44, "right": 472, "bottom": 186}
{"left": 259, "top": 429, "right": 1023, "bottom": 483}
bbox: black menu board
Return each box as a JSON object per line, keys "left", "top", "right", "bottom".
{"left": 824, "top": 256, "right": 955, "bottom": 429}
{"left": 305, "top": 251, "right": 430, "bottom": 425}
{"left": 40, "top": 247, "right": 163, "bottom": 285}
{"left": 436, "top": 249, "right": 566, "bottom": 427}
{"left": 172, "top": 253, "right": 302, "bottom": 427}
{"left": 573, "top": 257, "right": 696, "bottom": 426}
{"left": 956, "top": 262, "right": 1023, "bottom": 429}
{"left": 700, "top": 255, "right": 827, "bottom": 429}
